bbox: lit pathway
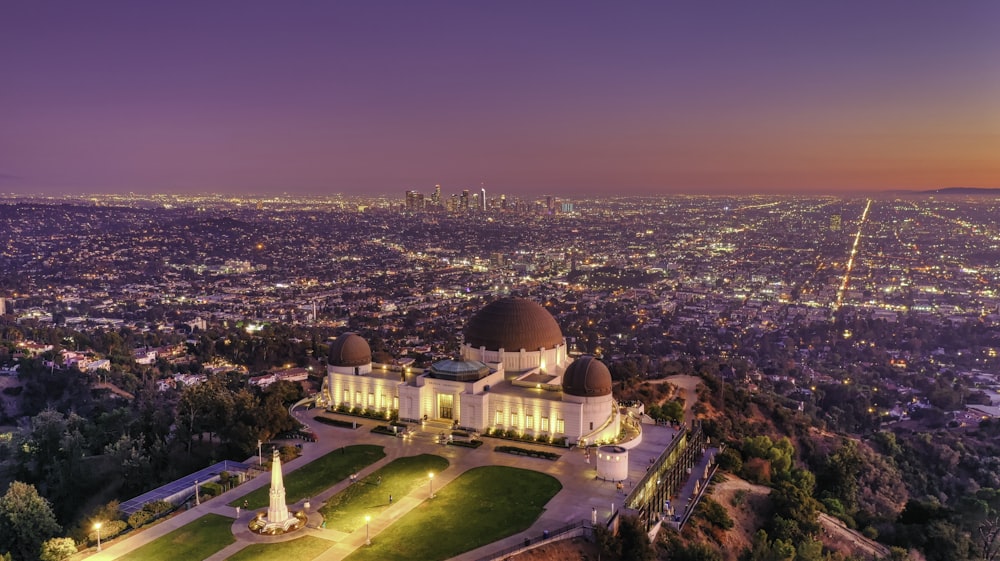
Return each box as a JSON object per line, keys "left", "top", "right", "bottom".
{"left": 90, "top": 406, "right": 679, "bottom": 561}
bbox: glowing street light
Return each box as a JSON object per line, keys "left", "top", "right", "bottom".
{"left": 94, "top": 522, "right": 103, "bottom": 552}
{"left": 428, "top": 472, "right": 435, "bottom": 498}
{"left": 365, "top": 514, "right": 371, "bottom": 546}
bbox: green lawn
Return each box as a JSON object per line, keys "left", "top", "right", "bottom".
{"left": 117, "top": 514, "right": 234, "bottom": 561}
{"left": 343, "top": 466, "right": 562, "bottom": 561}
{"left": 231, "top": 445, "right": 386, "bottom": 509}
{"left": 225, "top": 535, "right": 334, "bottom": 561}
{"left": 319, "top": 454, "right": 449, "bottom": 533}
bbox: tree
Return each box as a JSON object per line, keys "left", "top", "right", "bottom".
{"left": 618, "top": 515, "right": 655, "bottom": 561}
{"left": 39, "top": 538, "right": 76, "bottom": 561}
{"left": 0, "top": 481, "right": 62, "bottom": 561}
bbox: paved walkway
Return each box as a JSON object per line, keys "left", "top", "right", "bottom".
{"left": 89, "top": 403, "right": 695, "bottom": 561}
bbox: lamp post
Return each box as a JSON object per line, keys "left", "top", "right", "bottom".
{"left": 428, "top": 472, "right": 434, "bottom": 498}
{"left": 258, "top": 439, "right": 263, "bottom": 467}
{"left": 365, "top": 515, "right": 371, "bottom": 546}
{"left": 94, "top": 522, "right": 102, "bottom": 552}
{"left": 195, "top": 479, "right": 200, "bottom": 506}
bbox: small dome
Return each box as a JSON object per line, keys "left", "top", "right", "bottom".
{"left": 428, "top": 359, "right": 492, "bottom": 382}
{"left": 562, "top": 356, "right": 613, "bottom": 397}
{"left": 329, "top": 333, "right": 371, "bottom": 367}
{"left": 463, "top": 297, "right": 563, "bottom": 351}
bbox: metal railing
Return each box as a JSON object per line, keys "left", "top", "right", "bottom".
{"left": 475, "top": 519, "right": 592, "bottom": 561}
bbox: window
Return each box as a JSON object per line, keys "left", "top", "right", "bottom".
{"left": 355, "top": 391, "right": 362, "bottom": 404}
{"left": 380, "top": 394, "right": 387, "bottom": 409}
{"left": 510, "top": 412, "right": 519, "bottom": 427}
{"left": 590, "top": 421, "right": 594, "bottom": 431}
{"left": 343, "top": 389, "right": 350, "bottom": 404}
{"left": 495, "top": 410, "right": 504, "bottom": 426}
{"left": 556, "top": 419, "right": 565, "bottom": 433}
{"left": 393, "top": 396, "right": 399, "bottom": 410}
{"left": 526, "top": 416, "right": 534, "bottom": 429}
{"left": 368, "top": 392, "right": 375, "bottom": 407}
{"left": 541, "top": 417, "right": 550, "bottom": 432}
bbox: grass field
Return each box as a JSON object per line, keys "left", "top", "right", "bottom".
{"left": 116, "top": 514, "right": 234, "bottom": 561}
{"left": 342, "top": 466, "right": 561, "bottom": 561}
{"left": 231, "top": 444, "right": 386, "bottom": 509}
{"left": 319, "top": 454, "right": 449, "bottom": 532}
{"left": 225, "top": 535, "right": 334, "bottom": 561}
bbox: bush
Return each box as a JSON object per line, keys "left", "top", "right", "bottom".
{"left": 699, "top": 498, "right": 734, "bottom": 530}
{"left": 88, "top": 520, "right": 127, "bottom": 544}
{"left": 448, "top": 439, "right": 484, "bottom": 449}
{"left": 142, "top": 500, "right": 172, "bottom": 515}
{"left": 495, "top": 445, "right": 561, "bottom": 460}
{"left": 39, "top": 537, "right": 77, "bottom": 561}
{"left": 128, "top": 509, "right": 154, "bottom": 529}
{"left": 315, "top": 416, "right": 359, "bottom": 429}
{"left": 200, "top": 482, "right": 223, "bottom": 497}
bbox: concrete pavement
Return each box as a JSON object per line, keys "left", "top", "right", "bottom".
{"left": 89, "top": 406, "right": 682, "bottom": 561}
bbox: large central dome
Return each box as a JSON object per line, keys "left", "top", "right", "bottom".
{"left": 463, "top": 297, "right": 564, "bottom": 351}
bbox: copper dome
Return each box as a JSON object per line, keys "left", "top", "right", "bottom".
{"left": 329, "top": 332, "right": 372, "bottom": 367}
{"left": 463, "top": 297, "right": 564, "bottom": 351}
{"left": 562, "top": 356, "right": 613, "bottom": 397}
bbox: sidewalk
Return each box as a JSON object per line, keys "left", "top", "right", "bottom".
{"left": 88, "top": 406, "right": 667, "bottom": 561}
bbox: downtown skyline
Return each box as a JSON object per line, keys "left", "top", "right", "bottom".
{"left": 2, "top": 1, "right": 999, "bottom": 197}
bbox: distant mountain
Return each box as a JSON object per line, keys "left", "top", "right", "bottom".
{"left": 923, "top": 187, "right": 1000, "bottom": 195}
{"left": 881, "top": 187, "right": 1000, "bottom": 196}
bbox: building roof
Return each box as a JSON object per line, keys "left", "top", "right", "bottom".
{"left": 427, "top": 359, "right": 492, "bottom": 382}
{"left": 463, "top": 297, "right": 563, "bottom": 351}
{"left": 562, "top": 356, "right": 613, "bottom": 397}
{"left": 329, "top": 332, "right": 372, "bottom": 367}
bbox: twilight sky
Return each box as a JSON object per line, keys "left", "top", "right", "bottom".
{"left": 2, "top": 1, "right": 998, "bottom": 197}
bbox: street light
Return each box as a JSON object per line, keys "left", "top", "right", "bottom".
{"left": 365, "top": 515, "right": 371, "bottom": 546}
{"left": 258, "top": 439, "right": 263, "bottom": 467}
{"left": 428, "top": 472, "right": 434, "bottom": 498}
{"left": 195, "top": 479, "right": 200, "bottom": 506}
{"left": 94, "top": 522, "right": 102, "bottom": 552}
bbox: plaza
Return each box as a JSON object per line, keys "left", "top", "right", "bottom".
{"left": 85, "top": 397, "right": 712, "bottom": 561}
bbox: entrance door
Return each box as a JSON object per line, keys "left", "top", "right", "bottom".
{"left": 438, "top": 394, "right": 454, "bottom": 420}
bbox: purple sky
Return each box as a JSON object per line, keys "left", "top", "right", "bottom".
{"left": 2, "top": 1, "right": 998, "bottom": 197}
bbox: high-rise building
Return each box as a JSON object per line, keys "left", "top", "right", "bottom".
{"left": 433, "top": 184, "right": 442, "bottom": 206}
{"left": 461, "top": 190, "right": 470, "bottom": 210}
{"left": 830, "top": 215, "right": 842, "bottom": 231}
{"left": 481, "top": 187, "right": 487, "bottom": 212}
{"left": 405, "top": 190, "right": 425, "bottom": 210}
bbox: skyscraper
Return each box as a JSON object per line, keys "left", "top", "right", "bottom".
{"left": 481, "top": 187, "right": 487, "bottom": 211}
{"left": 433, "top": 184, "right": 442, "bottom": 206}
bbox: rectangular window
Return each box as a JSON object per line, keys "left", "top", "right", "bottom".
{"left": 510, "top": 412, "right": 519, "bottom": 427}
{"left": 541, "top": 417, "right": 550, "bottom": 432}
{"left": 368, "top": 392, "right": 375, "bottom": 407}
{"left": 343, "top": 389, "right": 350, "bottom": 404}
{"left": 393, "top": 396, "right": 399, "bottom": 410}
{"left": 355, "top": 391, "right": 362, "bottom": 404}
{"left": 525, "top": 416, "right": 534, "bottom": 429}
{"left": 495, "top": 410, "right": 504, "bottom": 426}
{"left": 380, "top": 394, "right": 387, "bottom": 409}
{"left": 556, "top": 419, "right": 565, "bottom": 434}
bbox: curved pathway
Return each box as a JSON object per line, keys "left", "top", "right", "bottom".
{"left": 90, "top": 405, "right": 666, "bottom": 561}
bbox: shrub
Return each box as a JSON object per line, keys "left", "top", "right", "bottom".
{"left": 315, "top": 416, "right": 359, "bottom": 429}
{"left": 200, "top": 482, "right": 223, "bottom": 497}
{"left": 39, "top": 537, "right": 77, "bottom": 561}
{"left": 699, "top": 498, "right": 734, "bottom": 530}
{"left": 142, "top": 500, "right": 172, "bottom": 515}
{"left": 88, "top": 520, "right": 127, "bottom": 544}
{"left": 128, "top": 509, "right": 154, "bottom": 529}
